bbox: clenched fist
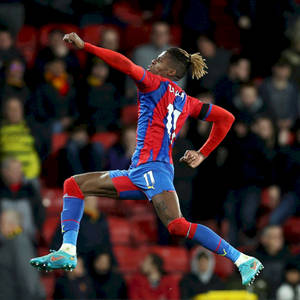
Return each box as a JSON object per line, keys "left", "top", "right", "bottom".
{"left": 179, "top": 150, "right": 206, "bottom": 168}
{"left": 63, "top": 32, "right": 84, "bottom": 49}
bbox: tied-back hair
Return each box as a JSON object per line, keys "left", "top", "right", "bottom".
{"left": 166, "top": 47, "right": 208, "bottom": 80}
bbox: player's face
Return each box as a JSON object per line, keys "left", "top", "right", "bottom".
{"left": 148, "top": 51, "right": 173, "bottom": 77}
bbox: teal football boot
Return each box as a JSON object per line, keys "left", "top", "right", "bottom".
{"left": 30, "top": 250, "right": 77, "bottom": 272}
{"left": 238, "top": 257, "right": 264, "bottom": 285}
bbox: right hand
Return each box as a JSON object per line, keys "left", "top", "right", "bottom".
{"left": 63, "top": 32, "right": 84, "bottom": 49}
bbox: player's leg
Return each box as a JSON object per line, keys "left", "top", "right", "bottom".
{"left": 152, "top": 191, "right": 264, "bottom": 286}
{"left": 30, "top": 171, "right": 117, "bottom": 271}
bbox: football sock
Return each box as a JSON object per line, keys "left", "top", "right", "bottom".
{"left": 168, "top": 218, "right": 241, "bottom": 263}
{"left": 60, "top": 177, "right": 84, "bottom": 252}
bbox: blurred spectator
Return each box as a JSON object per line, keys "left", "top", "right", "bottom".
{"left": 214, "top": 55, "right": 250, "bottom": 109}
{"left": 180, "top": 248, "right": 224, "bottom": 299}
{"left": 127, "top": 22, "right": 185, "bottom": 99}
{"left": 33, "top": 59, "right": 78, "bottom": 132}
{"left": 80, "top": 59, "right": 120, "bottom": 132}
{"left": 0, "top": 210, "right": 45, "bottom": 300}
{"left": 91, "top": 250, "right": 127, "bottom": 299}
{"left": 100, "top": 28, "right": 126, "bottom": 94}
{"left": 259, "top": 60, "right": 299, "bottom": 130}
{"left": 187, "top": 35, "right": 231, "bottom": 94}
{"left": 276, "top": 263, "right": 300, "bottom": 300}
{"left": 281, "top": 36, "right": 300, "bottom": 88}
{"left": 129, "top": 253, "right": 179, "bottom": 300}
{"left": 51, "top": 196, "right": 114, "bottom": 268}
{"left": 0, "top": 58, "right": 30, "bottom": 108}
{"left": 252, "top": 225, "right": 291, "bottom": 300}
{"left": 0, "top": 97, "right": 50, "bottom": 180}
{"left": 107, "top": 125, "right": 136, "bottom": 170}
{"left": 232, "top": 83, "right": 266, "bottom": 124}
{"left": 53, "top": 257, "right": 96, "bottom": 300}
{"left": 34, "top": 29, "right": 80, "bottom": 82}
{"left": 0, "top": 28, "right": 23, "bottom": 80}
{"left": 223, "top": 120, "right": 273, "bottom": 245}
{"left": 0, "top": 157, "right": 45, "bottom": 240}
{"left": 0, "top": 1, "right": 24, "bottom": 37}
{"left": 57, "top": 124, "right": 105, "bottom": 184}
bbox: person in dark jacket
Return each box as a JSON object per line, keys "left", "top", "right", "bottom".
{"left": 180, "top": 248, "right": 224, "bottom": 299}
{"left": 54, "top": 256, "right": 96, "bottom": 300}
{"left": 0, "top": 157, "right": 45, "bottom": 240}
{"left": 91, "top": 250, "right": 127, "bottom": 299}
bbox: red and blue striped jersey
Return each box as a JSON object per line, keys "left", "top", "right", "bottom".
{"left": 131, "top": 69, "right": 211, "bottom": 167}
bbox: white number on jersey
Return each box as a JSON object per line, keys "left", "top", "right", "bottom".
{"left": 166, "top": 103, "right": 181, "bottom": 144}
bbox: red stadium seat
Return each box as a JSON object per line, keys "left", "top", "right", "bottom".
{"left": 284, "top": 217, "right": 300, "bottom": 243}
{"left": 214, "top": 253, "right": 234, "bottom": 279}
{"left": 131, "top": 212, "right": 158, "bottom": 244}
{"left": 123, "top": 24, "right": 152, "bottom": 51}
{"left": 40, "top": 274, "right": 55, "bottom": 300}
{"left": 121, "top": 104, "right": 138, "bottom": 125}
{"left": 51, "top": 133, "right": 68, "bottom": 153}
{"left": 149, "top": 246, "right": 189, "bottom": 273}
{"left": 81, "top": 24, "right": 122, "bottom": 46}
{"left": 170, "top": 25, "right": 182, "bottom": 46}
{"left": 39, "top": 23, "right": 80, "bottom": 47}
{"left": 98, "top": 197, "right": 119, "bottom": 215}
{"left": 41, "top": 188, "right": 63, "bottom": 215}
{"left": 91, "top": 132, "right": 119, "bottom": 149}
{"left": 16, "top": 25, "right": 38, "bottom": 68}
{"left": 108, "top": 217, "right": 131, "bottom": 245}
{"left": 114, "top": 245, "right": 148, "bottom": 273}
{"left": 41, "top": 216, "right": 59, "bottom": 246}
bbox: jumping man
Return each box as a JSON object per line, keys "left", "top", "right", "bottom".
{"left": 30, "top": 32, "right": 263, "bottom": 285}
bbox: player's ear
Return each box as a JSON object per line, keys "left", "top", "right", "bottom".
{"left": 167, "top": 68, "right": 177, "bottom": 77}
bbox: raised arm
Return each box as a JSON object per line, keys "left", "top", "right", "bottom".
{"left": 63, "top": 32, "right": 144, "bottom": 82}
{"left": 180, "top": 97, "right": 235, "bottom": 168}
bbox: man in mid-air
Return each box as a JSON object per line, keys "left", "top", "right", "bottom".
{"left": 30, "top": 32, "right": 263, "bottom": 286}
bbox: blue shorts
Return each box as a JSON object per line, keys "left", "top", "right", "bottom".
{"left": 109, "top": 161, "right": 175, "bottom": 201}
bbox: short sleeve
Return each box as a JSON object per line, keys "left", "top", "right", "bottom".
{"left": 135, "top": 69, "right": 161, "bottom": 93}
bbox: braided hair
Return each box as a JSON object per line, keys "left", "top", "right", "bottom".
{"left": 166, "top": 47, "right": 208, "bottom": 80}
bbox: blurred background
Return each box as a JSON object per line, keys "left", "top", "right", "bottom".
{"left": 0, "top": 0, "right": 299, "bottom": 300}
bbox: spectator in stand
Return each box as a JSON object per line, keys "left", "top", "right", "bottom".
{"left": 129, "top": 253, "right": 179, "bottom": 300}
{"left": 214, "top": 55, "right": 251, "bottom": 109}
{"left": 259, "top": 60, "right": 299, "bottom": 130}
{"left": 0, "top": 58, "right": 30, "bottom": 108}
{"left": 57, "top": 124, "right": 105, "bottom": 184}
{"left": 276, "top": 263, "right": 300, "bottom": 300}
{"left": 107, "top": 125, "right": 136, "bottom": 170}
{"left": 232, "top": 83, "right": 266, "bottom": 124}
{"left": 34, "top": 29, "right": 80, "bottom": 82}
{"left": 281, "top": 35, "right": 300, "bottom": 88}
{"left": 180, "top": 248, "right": 224, "bottom": 298}
{"left": 53, "top": 256, "right": 96, "bottom": 300}
{"left": 100, "top": 28, "right": 126, "bottom": 94}
{"left": 33, "top": 59, "right": 78, "bottom": 133}
{"left": 0, "top": 28, "right": 23, "bottom": 80}
{"left": 80, "top": 59, "right": 120, "bottom": 132}
{"left": 223, "top": 118, "right": 273, "bottom": 245}
{"left": 0, "top": 97, "right": 50, "bottom": 181}
{"left": 252, "top": 225, "right": 291, "bottom": 300}
{"left": 0, "top": 210, "right": 45, "bottom": 300}
{"left": 126, "top": 22, "right": 185, "bottom": 100}
{"left": 187, "top": 35, "right": 231, "bottom": 94}
{"left": 51, "top": 196, "right": 114, "bottom": 269}
{"left": 91, "top": 250, "right": 127, "bottom": 299}
{"left": 0, "top": 158, "right": 45, "bottom": 240}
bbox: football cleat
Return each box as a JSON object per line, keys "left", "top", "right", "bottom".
{"left": 238, "top": 257, "right": 264, "bottom": 286}
{"left": 30, "top": 250, "right": 77, "bottom": 272}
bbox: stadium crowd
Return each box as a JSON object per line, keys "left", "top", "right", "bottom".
{"left": 0, "top": 1, "right": 299, "bottom": 300}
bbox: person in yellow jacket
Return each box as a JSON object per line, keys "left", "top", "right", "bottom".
{"left": 0, "top": 97, "right": 41, "bottom": 179}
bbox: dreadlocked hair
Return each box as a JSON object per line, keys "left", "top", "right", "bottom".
{"left": 166, "top": 47, "right": 208, "bottom": 80}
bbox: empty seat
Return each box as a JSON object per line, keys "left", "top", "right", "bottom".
{"left": 108, "top": 217, "right": 131, "bottom": 245}
{"left": 284, "top": 217, "right": 300, "bottom": 243}
{"left": 214, "top": 253, "right": 234, "bottom": 279}
{"left": 52, "top": 133, "right": 68, "bottom": 153}
{"left": 41, "top": 188, "right": 63, "bottom": 215}
{"left": 91, "top": 132, "right": 119, "bottom": 149}
{"left": 121, "top": 104, "right": 138, "bottom": 125}
{"left": 150, "top": 246, "right": 189, "bottom": 273}
{"left": 41, "top": 216, "right": 59, "bottom": 246}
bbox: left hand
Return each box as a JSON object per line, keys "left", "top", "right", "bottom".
{"left": 179, "top": 150, "right": 206, "bottom": 168}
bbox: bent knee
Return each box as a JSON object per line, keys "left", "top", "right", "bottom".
{"left": 63, "top": 176, "right": 84, "bottom": 199}
{"left": 167, "top": 217, "right": 197, "bottom": 239}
